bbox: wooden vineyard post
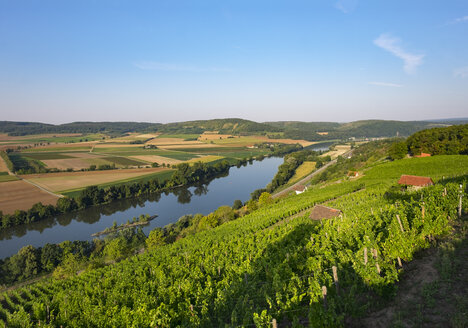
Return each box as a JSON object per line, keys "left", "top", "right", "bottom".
{"left": 190, "top": 304, "right": 194, "bottom": 316}
{"left": 396, "top": 215, "right": 404, "bottom": 232}
{"left": 421, "top": 203, "right": 425, "bottom": 220}
{"left": 364, "top": 247, "right": 368, "bottom": 265}
{"left": 443, "top": 187, "right": 447, "bottom": 197}
{"left": 372, "top": 249, "right": 381, "bottom": 274}
{"left": 397, "top": 256, "right": 402, "bottom": 268}
{"left": 218, "top": 266, "right": 221, "bottom": 275}
{"left": 322, "top": 286, "right": 327, "bottom": 310}
{"left": 459, "top": 185, "right": 463, "bottom": 218}
{"left": 332, "top": 266, "right": 339, "bottom": 293}
{"left": 272, "top": 318, "right": 278, "bottom": 328}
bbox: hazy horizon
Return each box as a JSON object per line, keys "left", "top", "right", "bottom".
{"left": 1, "top": 1, "right": 467, "bottom": 124}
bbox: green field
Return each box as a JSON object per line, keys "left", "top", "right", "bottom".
{"left": 361, "top": 155, "right": 468, "bottom": 187}
{"left": 156, "top": 134, "right": 200, "bottom": 139}
{"left": 0, "top": 173, "right": 18, "bottom": 182}
{"left": 101, "top": 156, "right": 148, "bottom": 167}
{"left": 61, "top": 170, "right": 175, "bottom": 198}
{"left": 11, "top": 133, "right": 105, "bottom": 144}
{"left": 22, "top": 146, "right": 93, "bottom": 152}
{"left": 21, "top": 152, "right": 74, "bottom": 160}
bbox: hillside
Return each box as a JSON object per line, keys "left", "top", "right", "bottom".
{"left": 0, "top": 118, "right": 462, "bottom": 140}
{"left": 0, "top": 154, "right": 466, "bottom": 327}
{"left": 268, "top": 120, "right": 449, "bottom": 141}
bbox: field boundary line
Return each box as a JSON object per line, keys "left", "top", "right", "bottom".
{"left": 20, "top": 177, "right": 64, "bottom": 198}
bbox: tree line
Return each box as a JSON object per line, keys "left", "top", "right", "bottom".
{"left": 388, "top": 123, "right": 468, "bottom": 160}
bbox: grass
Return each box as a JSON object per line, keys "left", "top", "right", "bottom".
{"left": 22, "top": 146, "right": 93, "bottom": 152}
{"left": 8, "top": 133, "right": 104, "bottom": 144}
{"left": 361, "top": 155, "right": 468, "bottom": 187}
{"left": 0, "top": 174, "right": 18, "bottom": 182}
{"left": 288, "top": 161, "right": 316, "bottom": 184}
{"left": 61, "top": 170, "right": 175, "bottom": 198}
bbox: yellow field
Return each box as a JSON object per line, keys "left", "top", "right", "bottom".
{"left": 0, "top": 180, "right": 59, "bottom": 214}
{"left": 129, "top": 155, "right": 182, "bottom": 165}
{"left": 186, "top": 155, "right": 224, "bottom": 164}
{"left": 288, "top": 161, "right": 316, "bottom": 184}
{"left": 322, "top": 145, "right": 351, "bottom": 159}
{"left": 24, "top": 167, "right": 170, "bottom": 193}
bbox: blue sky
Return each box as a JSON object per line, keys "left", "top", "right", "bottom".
{"left": 0, "top": 0, "right": 467, "bottom": 124}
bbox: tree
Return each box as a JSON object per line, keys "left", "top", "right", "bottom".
{"left": 41, "top": 243, "right": 63, "bottom": 272}
{"left": 388, "top": 141, "right": 407, "bottom": 160}
{"left": 232, "top": 199, "right": 243, "bottom": 210}
{"left": 146, "top": 228, "right": 166, "bottom": 250}
{"left": 258, "top": 192, "right": 273, "bottom": 207}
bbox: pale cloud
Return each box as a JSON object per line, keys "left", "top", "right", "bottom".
{"left": 448, "top": 15, "right": 468, "bottom": 24}
{"left": 453, "top": 66, "right": 468, "bottom": 78}
{"left": 334, "top": 0, "right": 358, "bottom": 13}
{"left": 374, "top": 34, "right": 424, "bottom": 74}
{"left": 134, "top": 61, "right": 232, "bottom": 73}
{"left": 368, "top": 81, "right": 403, "bottom": 88}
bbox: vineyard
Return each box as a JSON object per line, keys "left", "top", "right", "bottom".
{"left": 0, "top": 155, "right": 467, "bottom": 327}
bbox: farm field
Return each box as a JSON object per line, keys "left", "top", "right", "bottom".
{"left": 0, "top": 180, "right": 59, "bottom": 214}
{"left": 321, "top": 144, "right": 351, "bottom": 159}
{"left": 0, "top": 155, "right": 8, "bottom": 172}
{"left": 61, "top": 169, "right": 175, "bottom": 198}
{"left": 288, "top": 161, "right": 316, "bottom": 185}
{"left": 0, "top": 173, "right": 17, "bottom": 183}
{"left": 23, "top": 167, "right": 173, "bottom": 193}
{"left": 361, "top": 155, "right": 468, "bottom": 186}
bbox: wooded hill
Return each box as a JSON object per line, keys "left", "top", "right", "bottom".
{"left": 1, "top": 118, "right": 465, "bottom": 140}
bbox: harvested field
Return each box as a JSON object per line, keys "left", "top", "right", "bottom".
{"left": 136, "top": 133, "right": 159, "bottom": 139}
{"left": 24, "top": 167, "right": 170, "bottom": 192}
{"left": 130, "top": 155, "right": 182, "bottom": 165}
{"left": 322, "top": 144, "right": 351, "bottom": 159}
{"left": 0, "top": 180, "right": 59, "bottom": 214}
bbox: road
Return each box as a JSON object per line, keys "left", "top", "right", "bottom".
{"left": 272, "top": 149, "right": 354, "bottom": 198}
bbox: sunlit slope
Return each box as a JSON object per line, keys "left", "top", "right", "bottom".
{"left": 1, "top": 155, "right": 467, "bottom": 327}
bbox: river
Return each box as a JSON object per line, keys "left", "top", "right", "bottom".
{"left": 0, "top": 157, "right": 284, "bottom": 258}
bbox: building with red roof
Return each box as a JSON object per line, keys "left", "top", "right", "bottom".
{"left": 398, "top": 175, "right": 434, "bottom": 189}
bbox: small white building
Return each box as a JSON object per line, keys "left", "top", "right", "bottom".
{"left": 293, "top": 185, "right": 307, "bottom": 194}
